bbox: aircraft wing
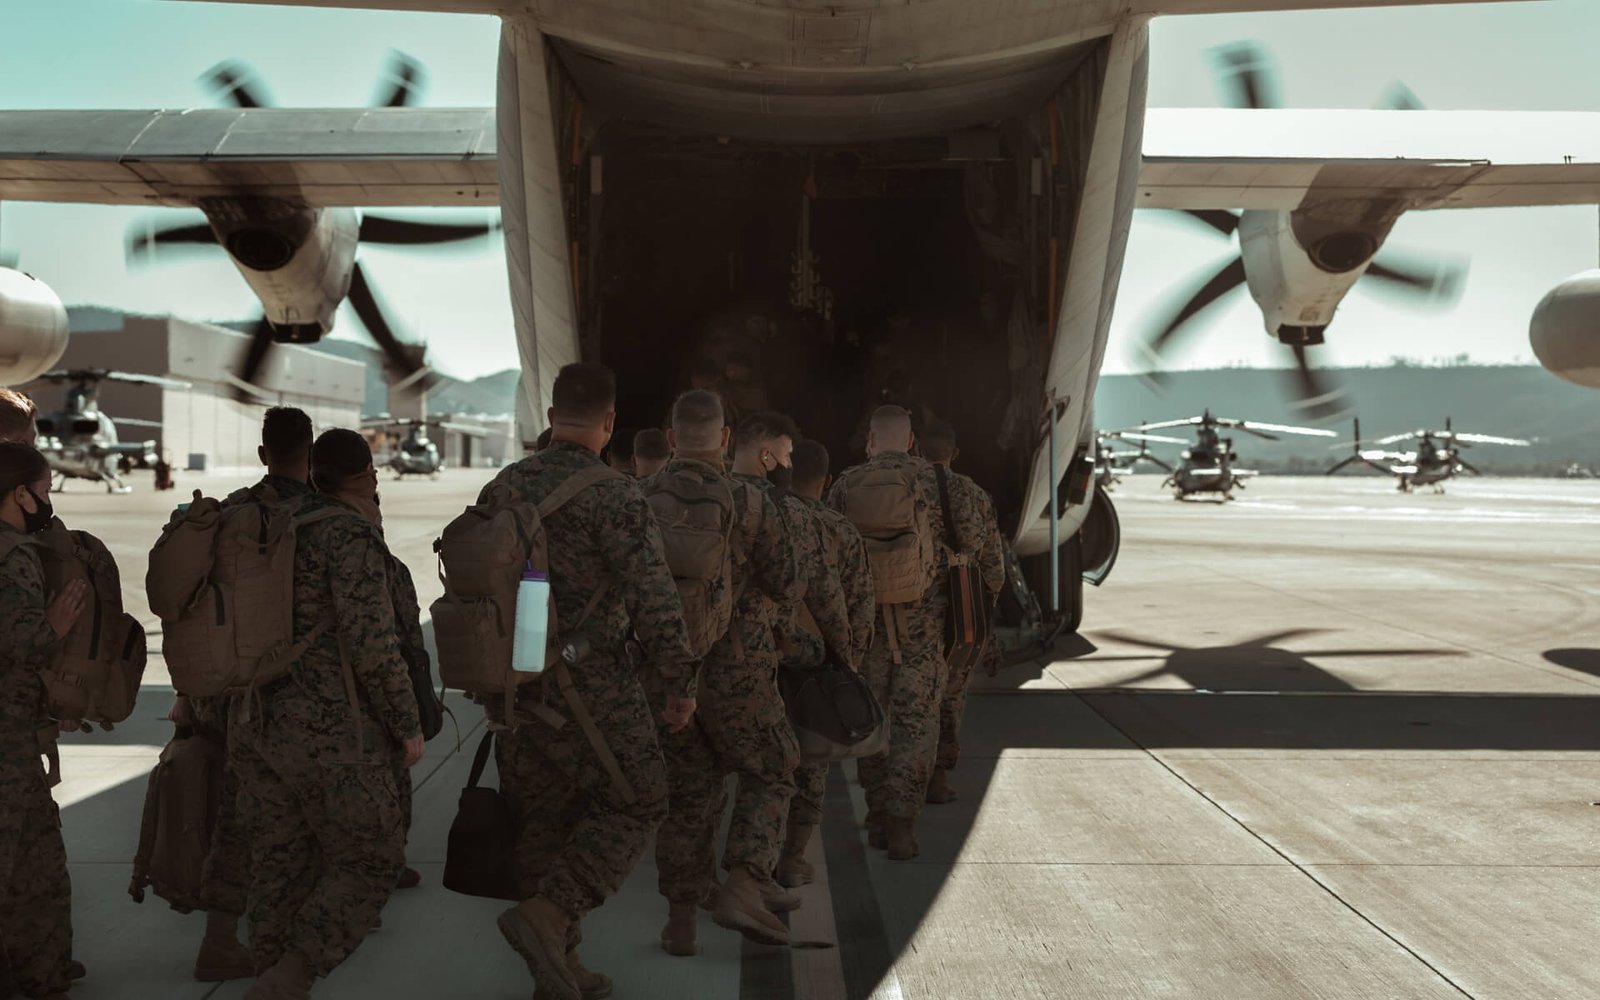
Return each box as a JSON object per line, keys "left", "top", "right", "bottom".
{"left": 1140, "top": 109, "right": 1600, "bottom": 212}
{"left": 0, "top": 108, "right": 497, "bottom": 208}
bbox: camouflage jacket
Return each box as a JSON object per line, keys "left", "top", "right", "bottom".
{"left": 285, "top": 495, "right": 420, "bottom": 746}
{"left": 709, "top": 472, "right": 800, "bottom": 661}
{"left": 386, "top": 553, "right": 429, "bottom": 675}
{"left": 0, "top": 523, "right": 57, "bottom": 753}
{"left": 931, "top": 463, "right": 1006, "bottom": 597}
{"left": 224, "top": 473, "right": 313, "bottom": 509}
{"left": 774, "top": 492, "right": 876, "bottom": 672}
{"left": 484, "top": 441, "right": 700, "bottom": 699}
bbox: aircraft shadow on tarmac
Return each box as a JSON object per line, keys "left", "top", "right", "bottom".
{"left": 1543, "top": 648, "right": 1600, "bottom": 680}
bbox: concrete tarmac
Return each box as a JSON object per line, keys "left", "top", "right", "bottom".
{"left": 39, "top": 471, "right": 1600, "bottom": 999}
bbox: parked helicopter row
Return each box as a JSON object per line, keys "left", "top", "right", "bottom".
{"left": 26, "top": 369, "right": 189, "bottom": 493}
{"left": 1099, "top": 411, "right": 1532, "bottom": 499}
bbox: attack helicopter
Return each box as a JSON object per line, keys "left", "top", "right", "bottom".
{"left": 1094, "top": 430, "right": 1181, "bottom": 490}
{"left": 1326, "top": 418, "right": 1530, "bottom": 492}
{"left": 364, "top": 418, "right": 444, "bottom": 478}
{"left": 1109, "top": 411, "right": 1336, "bottom": 500}
{"left": 26, "top": 368, "right": 190, "bottom": 493}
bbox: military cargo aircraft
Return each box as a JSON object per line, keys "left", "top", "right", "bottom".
{"left": 4, "top": 0, "right": 1599, "bottom": 632}
{"left": 1327, "top": 417, "right": 1531, "bottom": 492}
{"left": 1111, "top": 411, "right": 1335, "bottom": 501}
{"left": 26, "top": 369, "right": 191, "bottom": 493}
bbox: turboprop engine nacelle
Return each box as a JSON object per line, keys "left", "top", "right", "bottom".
{"left": 1530, "top": 270, "right": 1600, "bottom": 389}
{"left": 1238, "top": 208, "right": 1393, "bottom": 345}
{"left": 197, "top": 197, "right": 359, "bottom": 342}
{"left": 0, "top": 268, "right": 69, "bottom": 385}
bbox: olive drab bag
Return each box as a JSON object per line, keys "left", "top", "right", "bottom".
{"left": 24, "top": 520, "right": 147, "bottom": 725}
{"left": 129, "top": 728, "right": 224, "bottom": 913}
{"left": 644, "top": 468, "right": 752, "bottom": 657}
{"left": 934, "top": 464, "right": 991, "bottom": 676}
{"left": 842, "top": 462, "right": 937, "bottom": 605}
{"left": 147, "top": 492, "right": 346, "bottom": 698}
{"left": 442, "top": 731, "right": 520, "bottom": 901}
{"left": 429, "top": 461, "right": 620, "bottom": 704}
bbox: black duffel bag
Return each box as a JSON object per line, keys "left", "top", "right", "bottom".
{"left": 442, "top": 732, "right": 520, "bottom": 900}
{"left": 779, "top": 655, "right": 888, "bottom": 763}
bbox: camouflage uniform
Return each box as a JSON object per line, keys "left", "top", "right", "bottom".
{"left": 931, "top": 465, "right": 1006, "bottom": 775}
{"left": 827, "top": 451, "right": 955, "bottom": 824}
{"left": 194, "top": 474, "right": 316, "bottom": 919}
{"left": 777, "top": 496, "right": 875, "bottom": 830}
{"left": 0, "top": 524, "right": 72, "bottom": 998}
{"left": 487, "top": 442, "right": 698, "bottom": 921}
{"left": 229, "top": 496, "right": 419, "bottom": 977}
{"left": 649, "top": 462, "right": 799, "bottom": 903}
{"left": 385, "top": 554, "right": 427, "bottom": 836}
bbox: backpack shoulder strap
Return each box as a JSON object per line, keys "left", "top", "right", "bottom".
{"left": 933, "top": 464, "right": 962, "bottom": 552}
{"left": 465, "top": 731, "right": 494, "bottom": 789}
{"left": 536, "top": 464, "right": 621, "bottom": 521}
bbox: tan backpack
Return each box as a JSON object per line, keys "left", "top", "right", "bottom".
{"left": 430, "top": 461, "right": 619, "bottom": 706}
{"left": 148, "top": 492, "right": 345, "bottom": 698}
{"left": 129, "top": 729, "right": 224, "bottom": 913}
{"left": 20, "top": 521, "right": 147, "bottom": 725}
{"left": 842, "top": 462, "right": 937, "bottom": 605}
{"left": 644, "top": 468, "right": 750, "bottom": 657}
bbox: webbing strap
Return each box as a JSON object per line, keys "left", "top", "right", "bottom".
{"left": 553, "top": 659, "right": 636, "bottom": 805}
{"left": 466, "top": 730, "right": 494, "bottom": 789}
{"left": 881, "top": 604, "right": 904, "bottom": 666}
{"left": 934, "top": 464, "right": 964, "bottom": 554}
{"left": 336, "top": 632, "right": 366, "bottom": 757}
{"left": 537, "top": 464, "right": 620, "bottom": 521}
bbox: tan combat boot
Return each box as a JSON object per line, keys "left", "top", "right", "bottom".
{"left": 711, "top": 867, "right": 790, "bottom": 946}
{"left": 396, "top": 866, "right": 421, "bottom": 890}
{"left": 757, "top": 873, "right": 801, "bottom": 913}
{"left": 886, "top": 818, "right": 920, "bottom": 861}
{"left": 243, "top": 949, "right": 313, "bottom": 1000}
{"left": 566, "top": 948, "right": 614, "bottom": 999}
{"left": 195, "top": 910, "right": 255, "bottom": 982}
{"left": 497, "top": 898, "right": 579, "bottom": 1000}
{"left": 660, "top": 901, "right": 699, "bottom": 957}
{"left": 776, "top": 823, "right": 816, "bottom": 888}
{"left": 925, "top": 768, "right": 958, "bottom": 805}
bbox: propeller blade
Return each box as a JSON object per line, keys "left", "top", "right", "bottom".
{"left": 1327, "top": 455, "right": 1361, "bottom": 476}
{"left": 128, "top": 223, "right": 218, "bottom": 259}
{"left": 1170, "top": 210, "right": 1242, "bottom": 239}
{"left": 1144, "top": 455, "right": 1175, "bottom": 473}
{"left": 203, "top": 62, "right": 271, "bottom": 109}
{"left": 1364, "top": 253, "right": 1466, "bottom": 304}
{"left": 1377, "top": 81, "right": 1426, "bottom": 112}
{"left": 230, "top": 316, "right": 277, "bottom": 402}
{"left": 359, "top": 215, "right": 498, "bottom": 246}
{"left": 1459, "top": 458, "right": 1483, "bottom": 476}
{"left": 1209, "top": 41, "right": 1280, "bottom": 110}
{"left": 373, "top": 51, "right": 425, "bottom": 108}
{"left": 347, "top": 262, "right": 436, "bottom": 393}
{"left": 1284, "top": 343, "right": 1353, "bottom": 423}
{"left": 1139, "top": 256, "right": 1248, "bottom": 375}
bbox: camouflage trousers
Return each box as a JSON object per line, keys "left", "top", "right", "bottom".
{"left": 495, "top": 659, "right": 668, "bottom": 920}
{"left": 192, "top": 696, "right": 249, "bottom": 917}
{"left": 859, "top": 596, "right": 947, "bottom": 822}
{"left": 0, "top": 746, "right": 72, "bottom": 997}
{"left": 231, "top": 688, "right": 405, "bottom": 977}
{"left": 656, "top": 649, "right": 798, "bottom": 903}
{"left": 787, "top": 762, "right": 829, "bottom": 829}
{"left": 937, "top": 637, "right": 993, "bottom": 773}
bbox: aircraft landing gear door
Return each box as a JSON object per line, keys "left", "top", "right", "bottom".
{"left": 1079, "top": 484, "right": 1121, "bottom": 587}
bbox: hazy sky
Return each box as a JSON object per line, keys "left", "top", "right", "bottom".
{"left": 1, "top": 0, "right": 1597, "bottom": 380}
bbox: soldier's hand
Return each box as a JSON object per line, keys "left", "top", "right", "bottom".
{"left": 662, "top": 696, "right": 697, "bottom": 733}
{"left": 46, "top": 580, "right": 88, "bottom": 638}
{"left": 167, "top": 695, "right": 194, "bottom": 726}
{"left": 401, "top": 735, "right": 425, "bottom": 769}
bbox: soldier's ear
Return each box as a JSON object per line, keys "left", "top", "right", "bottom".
{"left": 719, "top": 426, "right": 731, "bottom": 451}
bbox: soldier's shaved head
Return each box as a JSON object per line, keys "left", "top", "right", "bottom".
{"left": 550, "top": 363, "right": 616, "bottom": 427}
{"left": 670, "top": 390, "right": 726, "bottom": 453}
{"left": 0, "top": 389, "right": 37, "bottom": 445}
{"left": 310, "top": 428, "right": 373, "bottom": 495}
{"left": 867, "top": 405, "right": 914, "bottom": 456}
{"left": 919, "top": 419, "right": 958, "bottom": 463}
{"left": 791, "top": 439, "right": 830, "bottom": 490}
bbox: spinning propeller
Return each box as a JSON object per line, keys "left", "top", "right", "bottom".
{"left": 126, "top": 53, "right": 498, "bottom": 400}
{"left": 1139, "top": 42, "right": 1465, "bottom": 422}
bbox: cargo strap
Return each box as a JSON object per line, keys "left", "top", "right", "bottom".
{"left": 880, "top": 603, "right": 907, "bottom": 666}
{"left": 552, "top": 658, "right": 635, "bottom": 805}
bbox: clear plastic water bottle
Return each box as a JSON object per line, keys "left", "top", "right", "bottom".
{"left": 512, "top": 563, "right": 551, "bottom": 674}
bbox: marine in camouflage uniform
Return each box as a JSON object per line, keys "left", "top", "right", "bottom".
{"left": 926, "top": 461, "right": 1005, "bottom": 802}
{"left": 649, "top": 461, "right": 799, "bottom": 925}
{"left": 828, "top": 443, "right": 978, "bottom": 854}
{"left": 774, "top": 489, "right": 875, "bottom": 886}
{"left": 229, "top": 493, "right": 419, "bottom": 987}
{"left": 0, "top": 522, "right": 73, "bottom": 999}
{"left": 383, "top": 553, "right": 426, "bottom": 851}
{"left": 486, "top": 440, "right": 699, "bottom": 988}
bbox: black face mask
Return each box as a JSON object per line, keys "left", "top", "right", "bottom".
{"left": 765, "top": 464, "right": 793, "bottom": 492}
{"left": 22, "top": 487, "right": 52, "bottom": 534}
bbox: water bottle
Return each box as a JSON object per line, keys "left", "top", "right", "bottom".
{"left": 512, "top": 563, "right": 551, "bottom": 674}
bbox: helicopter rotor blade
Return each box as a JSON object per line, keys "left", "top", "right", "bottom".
{"left": 1138, "top": 256, "right": 1249, "bottom": 379}
{"left": 1458, "top": 458, "right": 1484, "bottom": 476}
